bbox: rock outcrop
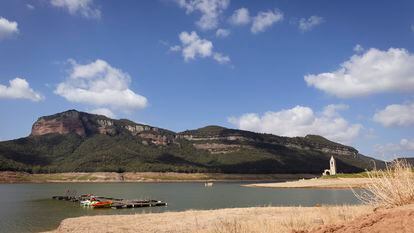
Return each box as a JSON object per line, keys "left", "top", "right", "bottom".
{"left": 30, "top": 110, "right": 174, "bottom": 145}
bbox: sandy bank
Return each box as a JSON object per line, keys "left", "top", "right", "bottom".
{"left": 45, "top": 205, "right": 372, "bottom": 233}
{"left": 0, "top": 171, "right": 317, "bottom": 183}
{"left": 307, "top": 204, "right": 414, "bottom": 233}
{"left": 244, "top": 178, "right": 372, "bottom": 189}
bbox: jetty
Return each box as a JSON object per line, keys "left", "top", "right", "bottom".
{"left": 52, "top": 193, "right": 167, "bottom": 209}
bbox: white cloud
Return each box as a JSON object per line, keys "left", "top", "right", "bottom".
{"left": 176, "top": 0, "right": 230, "bottom": 30}
{"left": 178, "top": 31, "right": 213, "bottom": 60}
{"left": 213, "top": 52, "right": 230, "bottom": 64}
{"left": 353, "top": 44, "right": 364, "bottom": 53}
{"left": 90, "top": 108, "right": 116, "bottom": 118}
{"left": 169, "top": 45, "right": 181, "bottom": 52}
{"left": 251, "top": 9, "right": 284, "bottom": 34}
{"left": 216, "top": 28, "right": 230, "bottom": 38}
{"left": 0, "top": 78, "right": 43, "bottom": 101}
{"left": 411, "top": 24, "right": 414, "bottom": 32}
{"left": 228, "top": 104, "right": 361, "bottom": 144}
{"left": 229, "top": 7, "right": 250, "bottom": 25}
{"left": 375, "top": 138, "right": 414, "bottom": 157}
{"left": 0, "top": 17, "right": 19, "bottom": 40}
{"left": 26, "top": 4, "right": 35, "bottom": 10}
{"left": 373, "top": 102, "right": 414, "bottom": 127}
{"left": 305, "top": 48, "right": 414, "bottom": 98}
{"left": 171, "top": 31, "right": 230, "bottom": 64}
{"left": 298, "top": 15, "right": 324, "bottom": 32}
{"left": 50, "top": 0, "right": 101, "bottom": 19}
{"left": 55, "top": 59, "right": 147, "bottom": 112}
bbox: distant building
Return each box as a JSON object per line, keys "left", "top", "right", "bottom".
{"left": 323, "top": 156, "right": 337, "bottom": 176}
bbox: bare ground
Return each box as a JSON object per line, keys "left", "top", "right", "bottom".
{"left": 45, "top": 205, "right": 373, "bottom": 233}
{"left": 306, "top": 204, "right": 414, "bottom": 233}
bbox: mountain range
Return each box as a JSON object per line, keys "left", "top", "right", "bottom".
{"left": 0, "top": 110, "right": 384, "bottom": 174}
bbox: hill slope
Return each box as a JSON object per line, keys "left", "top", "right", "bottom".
{"left": 0, "top": 110, "right": 383, "bottom": 174}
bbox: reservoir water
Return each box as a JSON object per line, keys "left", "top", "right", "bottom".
{"left": 0, "top": 182, "right": 361, "bottom": 233}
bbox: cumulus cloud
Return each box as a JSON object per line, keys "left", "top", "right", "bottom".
{"left": 373, "top": 102, "right": 414, "bottom": 127}
{"left": 305, "top": 48, "right": 414, "bottom": 98}
{"left": 216, "top": 28, "right": 230, "bottom": 38}
{"left": 251, "top": 9, "right": 284, "bottom": 34}
{"left": 50, "top": 0, "right": 101, "bottom": 19}
{"left": 298, "top": 16, "right": 324, "bottom": 32}
{"left": 90, "top": 108, "right": 116, "bottom": 118}
{"left": 0, "top": 78, "right": 43, "bottom": 101}
{"left": 229, "top": 7, "right": 250, "bottom": 25}
{"left": 228, "top": 104, "right": 361, "bottom": 144}
{"left": 0, "top": 17, "right": 19, "bottom": 40}
{"left": 55, "top": 59, "right": 147, "bottom": 112}
{"left": 170, "top": 31, "right": 230, "bottom": 64}
{"left": 375, "top": 138, "right": 414, "bottom": 157}
{"left": 176, "top": 0, "right": 230, "bottom": 30}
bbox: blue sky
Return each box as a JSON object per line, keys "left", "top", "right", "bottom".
{"left": 0, "top": 0, "right": 414, "bottom": 160}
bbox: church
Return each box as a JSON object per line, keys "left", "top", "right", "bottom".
{"left": 323, "top": 156, "right": 337, "bottom": 176}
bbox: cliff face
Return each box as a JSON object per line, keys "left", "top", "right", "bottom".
{"left": 178, "top": 126, "right": 358, "bottom": 157}
{"left": 31, "top": 116, "right": 86, "bottom": 137}
{"left": 30, "top": 110, "right": 174, "bottom": 145}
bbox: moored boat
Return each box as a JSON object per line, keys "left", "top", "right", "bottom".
{"left": 91, "top": 201, "right": 113, "bottom": 208}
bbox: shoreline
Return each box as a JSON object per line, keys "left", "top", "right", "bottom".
{"left": 44, "top": 204, "right": 414, "bottom": 233}
{"left": 44, "top": 205, "right": 374, "bottom": 233}
{"left": 0, "top": 171, "right": 318, "bottom": 184}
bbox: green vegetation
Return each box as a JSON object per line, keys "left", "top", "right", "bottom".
{"left": 321, "top": 172, "right": 370, "bottom": 179}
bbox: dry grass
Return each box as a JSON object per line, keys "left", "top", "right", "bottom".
{"left": 355, "top": 159, "right": 414, "bottom": 207}
{"left": 49, "top": 205, "right": 372, "bottom": 233}
{"left": 200, "top": 206, "right": 370, "bottom": 233}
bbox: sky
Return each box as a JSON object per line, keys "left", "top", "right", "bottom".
{"left": 0, "top": 0, "right": 414, "bottom": 160}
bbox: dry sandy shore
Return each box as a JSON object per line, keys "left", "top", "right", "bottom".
{"left": 45, "top": 205, "right": 373, "bottom": 233}
{"left": 244, "top": 178, "right": 372, "bottom": 189}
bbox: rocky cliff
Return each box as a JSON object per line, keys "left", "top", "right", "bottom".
{"left": 31, "top": 110, "right": 174, "bottom": 145}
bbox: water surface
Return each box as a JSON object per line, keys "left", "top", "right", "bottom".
{"left": 0, "top": 182, "right": 360, "bottom": 233}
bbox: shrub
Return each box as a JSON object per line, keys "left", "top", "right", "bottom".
{"left": 355, "top": 159, "right": 414, "bottom": 207}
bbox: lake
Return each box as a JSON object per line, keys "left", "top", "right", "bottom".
{"left": 0, "top": 182, "right": 361, "bottom": 233}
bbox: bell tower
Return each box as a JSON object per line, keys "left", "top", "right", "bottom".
{"left": 330, "top": 156, "right": 336, "bottom": 175}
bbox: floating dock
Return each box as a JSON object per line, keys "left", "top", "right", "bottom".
{"left": 52, "top": 194, "right": 167, "bottom": 209}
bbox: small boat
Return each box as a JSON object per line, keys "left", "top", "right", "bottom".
{"left": 91, "top": 201, "right": 113, "bottom": 208}
{"left": 204, "top": 182, "right": 213, "bottom": 187}
{"left": 80, "top": 200, "right": 94, "bottom": 206}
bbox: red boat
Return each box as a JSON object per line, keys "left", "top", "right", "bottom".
{"left": 91, "top": 201, "right": 113, "bottom": 208}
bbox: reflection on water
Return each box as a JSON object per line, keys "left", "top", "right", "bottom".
{"left": 0, "top": 182, "right": 361, "bottom": 233}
